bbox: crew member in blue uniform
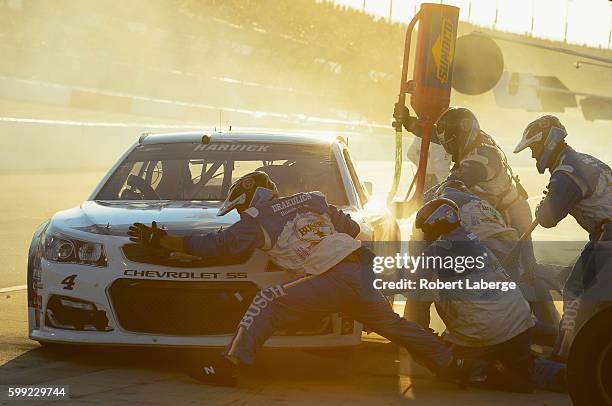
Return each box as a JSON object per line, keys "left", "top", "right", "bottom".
{"left": 428, "top": 180, "right": 559, "bottom": 344}
{"left": 127, "top": 171, "right": 457, "bottom": 386}
{"left": 409, "top": 198, "right": 566, "bottom": 393}
{"left": 514, "top": 115, "right": 612, "bottom": 360}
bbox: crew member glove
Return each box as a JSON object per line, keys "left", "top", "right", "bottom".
{"left": 127, "top": 221, "right": 167, "bottom": 247}
{"left": 534, "top": 186, "right": 549, "bottom": 221}
{"left": 534, "top": 202, "right": 545, "bottom": 226}
{"left": 393, "top": 103, "right": 420, "bottom": 133}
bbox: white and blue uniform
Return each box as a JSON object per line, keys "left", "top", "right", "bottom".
{"left": 436, "top": 187, "right": 517, "bottom": 258}
{"left": 537, "top": 147, "right": 612, "bottom": 240}
{"left": 184, "top": 192, "right": 452, "bottom": 371}
{"left": 410, "top": 226, "right": 564, "bottom": 391}
{"left": 446, "top": 141, "right": 537, "bottom": 272}
{"left": 537, "top": 147, "right": 612, "bottom": 359}
{"left": 413, "top": 227, "right": 534, "bottom": 347}
{"left": 412, "top": 128, "right": 539, "bottom": 289}
{"left": 430, "top": 187, "right": 559, "bottom": 346}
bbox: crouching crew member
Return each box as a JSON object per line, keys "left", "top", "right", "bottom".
{"left": 127, "top": 171, "right": 458, "bottom": 386}
{"left": 431, "top": 180, "right": 559, "bottom": 345}
{"left": 410, "top": 198, "right": 566, "bottom": 393}
{"left": 514, "top": 115, "right": 612, "bottom": 360}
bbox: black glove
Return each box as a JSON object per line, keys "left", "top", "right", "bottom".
{"left": 127, "top": 221, "right": 167, "bottom": 247}
{"left": 393, "top": 102, "right": 419, "bottom": 132}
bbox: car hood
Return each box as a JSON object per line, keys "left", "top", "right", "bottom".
{"left": 50, "top": 200, "right": 240, "bottom": 236}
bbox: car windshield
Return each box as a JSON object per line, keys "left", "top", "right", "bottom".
{"left": 95, "top": 141, "right": 349, "bottom": 205}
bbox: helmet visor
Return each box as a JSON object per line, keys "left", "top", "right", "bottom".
{"left": 513, "top": 126, "right": 544, "bottom": 154}
{"left": 217, "top": 192, "right": 246, "bottom": 216}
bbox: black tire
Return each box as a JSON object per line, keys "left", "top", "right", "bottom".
{"left": 567, "top": 306, "right": 612, "bottom": 406}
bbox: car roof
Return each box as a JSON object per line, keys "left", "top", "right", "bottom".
{"left": 139, "top": 131, "right": 346, "bottom": 147}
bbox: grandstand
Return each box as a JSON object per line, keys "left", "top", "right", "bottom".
{"left": 1, "top": 0, "right": 612, "bottom": 129}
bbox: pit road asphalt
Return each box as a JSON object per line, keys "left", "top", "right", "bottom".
{"left": 0, "top": 292, "right": 571, "bottom": 405}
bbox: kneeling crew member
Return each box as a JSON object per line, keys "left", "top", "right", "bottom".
{"left": 410, "top": 198, "right": 566, "bottom": 393}
{"left": 432, "top": 180, "right": 559, "bottom": 345}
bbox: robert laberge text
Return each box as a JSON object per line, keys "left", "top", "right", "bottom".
{"left": 373, "top": 278, "right": 517, "bottom": 292}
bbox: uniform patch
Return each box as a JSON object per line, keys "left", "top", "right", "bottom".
{"left": 271, "top": 194, "right": 312, "bottom": 213}
{"left": 295, "top": 213, "right": 333, "bottom": 243}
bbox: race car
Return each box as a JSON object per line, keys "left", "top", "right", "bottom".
{"left": 27, "top": 131, "right": 400, "bottom": 349}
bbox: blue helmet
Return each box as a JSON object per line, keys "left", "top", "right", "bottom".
{"left": 415, "top": 198, "right": 461, "bottom": 241}
{"left": 514, "top": 115, "right": 567, "bottom": 174}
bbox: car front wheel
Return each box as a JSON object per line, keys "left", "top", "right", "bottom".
{"left": 567, "top": 306, "right": 612, "bottom": 405}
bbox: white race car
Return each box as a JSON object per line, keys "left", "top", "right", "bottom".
{"left": 27, "top": 131, "right": 400, "bottom": 349}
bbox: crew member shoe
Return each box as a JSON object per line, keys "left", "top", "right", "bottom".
{"left": 478, "top": 361, "right": 534, "bottom": 393}
{"left": 187, "top": 357, "right": 238, "bottom": 387}
{"left": 437, "top": 357, "right": 472, "bottom": 386}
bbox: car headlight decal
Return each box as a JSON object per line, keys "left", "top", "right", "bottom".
{"left": 59, "top": 298, "right": 96, "bottom": 311}
{"left": 78, "top": 242, "right": 104, "bottom": 262}
{"left": 44, "top": 233, "right": 107, "bottom": 267}
{"left": 55, "top": 240, "right": 75, "bottom": 261}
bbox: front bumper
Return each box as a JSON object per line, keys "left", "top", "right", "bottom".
{"left": 30, "top": 314, "right": 360, "bottom": 349}
{"left": 28, "top": 246, "right": 362, "bottom": 349}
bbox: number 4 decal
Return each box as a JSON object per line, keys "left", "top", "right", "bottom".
{"left": 61, "top": 274, "right": 77, "bottom": 290}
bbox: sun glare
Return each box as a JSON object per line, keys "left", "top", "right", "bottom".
{"left": 566, "top": 0, "right": 611, "bottom": 46}
{"left": 495, "top": 0, "right": 533, "bottom": 34}
{"left": 332, "top": 0, "right": 612, "bottom": 48}
{"left": 532, "top": 0, "right": 566, "bottom": 40}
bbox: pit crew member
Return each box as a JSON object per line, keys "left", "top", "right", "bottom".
{"left": 430, "top": 180, "right": 559, "bottom": 345}
{"left": 127, "top": 171, "right": 459, "bottom": 386}
{"left": 514, "top": 115, "right": 612, "bottom": 360}
{"left": 409, "top": 198, "right": 566, "bottom": 393}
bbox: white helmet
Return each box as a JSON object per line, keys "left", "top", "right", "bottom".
{"left": 514, "top": 115, "right": 567, "bottom": 174}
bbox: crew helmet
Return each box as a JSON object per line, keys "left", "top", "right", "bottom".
{"left": 218, "top": 171, "right": 278, "bottom": 216}
{"left": 514, "top": 115, "right": 567, "bottom": 174}
{"left": 415, "top": 198, "right": 461, "bottom": 241}
{"left": 434, "top": 107, "right": 481, "bottom": 160}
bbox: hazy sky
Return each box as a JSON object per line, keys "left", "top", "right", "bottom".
{"left": 332, "top": 0, "right": 612, "bottom": 48}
